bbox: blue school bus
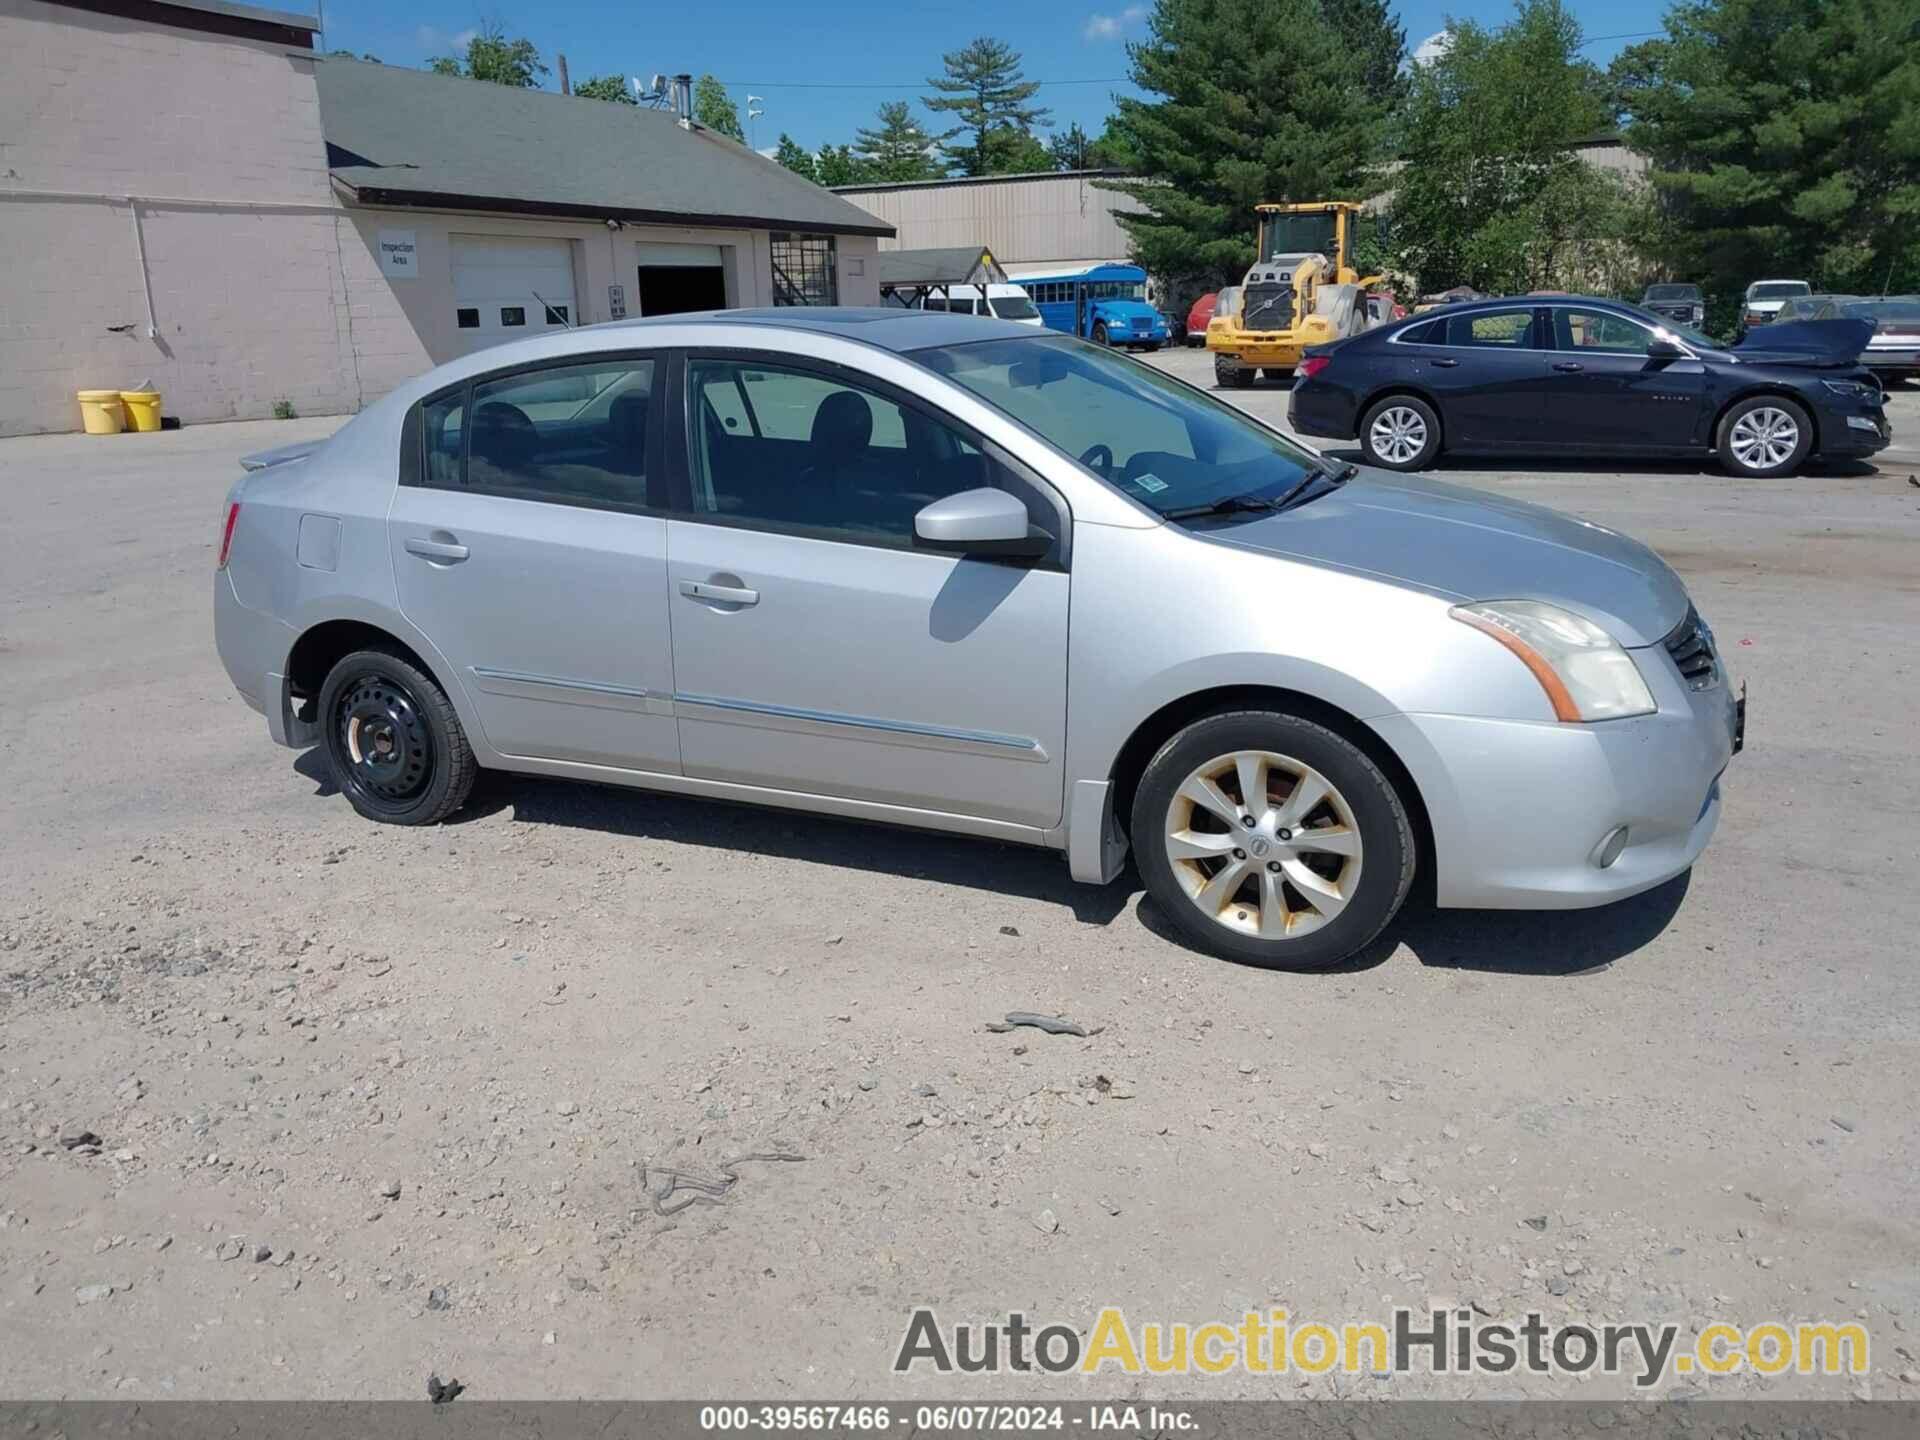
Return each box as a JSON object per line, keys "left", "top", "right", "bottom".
{"left": 1015, "top": 263, "right": 1171, "bottom": 350}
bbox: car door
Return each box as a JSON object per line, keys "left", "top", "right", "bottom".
{"left": 663, "top": 350, "right": 1069, "bottom": 831}
{"left": 388, "top": 353, "right": 681, "bottom": 772}
{"left": 1541, "top": 307, "right": 1707, "bottom": 452}
{"left": 1403, "top": 307, "right": 1556, "bottom": 448}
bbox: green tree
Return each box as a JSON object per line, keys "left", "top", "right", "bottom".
{"left": 427, "top": 22, "right": 546, "bottom": 87}
{"left": 1318, "top": 0, "right": 1408, "bottom": 106}
{"left": 329, "top": 49, "right": 382, "bottom": 62}
{"left": 923, "top": 37, "right": 1051, "bottom": 177}
{"left": 851, "top": 101, "right": 945, "bottom": 181}
{"left": 1613, "top": 0, "right": 1920, "bottom": 296}
{"left": 983, "top": 125, "right": 1054, "bottom": 174}
{"left": 693, "top": 75, "right": 745, "bottom": 141}
{"left": 774, "top": 133, "right": 819, "bottom": 182}
{"left": 1049, "top": 122, "right": 1095, "bottom": 170}
{"left": 573, "top": 74, "right": 636, "bottom": 104}
{"left": 1389, "top": 0, "right": 1648, "bottom": 294}
{"left": 814, "top": 144, "right": 868, "bottom": 187}
{"left": 1100, "top": 0, "right": 1391, "bottom": 290}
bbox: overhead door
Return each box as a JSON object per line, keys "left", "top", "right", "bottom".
{"left": 635, "top": 240, "right": 727, "bottom": 317}
{"left": 451, "top": 236, "right": 578, "bottom": 355}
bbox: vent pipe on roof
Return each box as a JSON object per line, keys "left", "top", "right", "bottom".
{"left": 557, "top": 53, "right": 570, "bottom": 96}
{"left": 673, "top": 73, "right": 694, "bottom": 129}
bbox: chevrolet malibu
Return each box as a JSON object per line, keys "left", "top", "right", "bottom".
{"left": 216, "top": 309, "right": 1741, "bottom": 970}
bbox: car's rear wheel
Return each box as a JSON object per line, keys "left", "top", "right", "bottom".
{"left": 1360, "top": 394, "right": 1441, "bottom": 470}
{"left": 319, "top": 648, "right": 476, "bottom": 825}
{"left": 1716, "top": 396, "right": 1813, "bottom": 477}
{"left": 1131, "top": 710, "right": 1415, "bottom": 970}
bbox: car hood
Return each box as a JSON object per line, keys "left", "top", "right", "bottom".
{"left": 1730, "top": 317, "right": 1874, "bottom": 367}
{"left": 1195, "top": 472, "right": 1689, "bottom": 647}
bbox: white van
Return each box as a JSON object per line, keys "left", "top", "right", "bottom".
{"left": 918, "top": 283, "right": 1044, "bottom": 327}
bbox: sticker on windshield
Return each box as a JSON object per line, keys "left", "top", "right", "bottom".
{"left": 1131, "top": 473, "right": 1169, "bottom": 494}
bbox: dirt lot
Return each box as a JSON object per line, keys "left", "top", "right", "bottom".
{"left": 2, "top": 368, "right": 1918, "bottom": 1403}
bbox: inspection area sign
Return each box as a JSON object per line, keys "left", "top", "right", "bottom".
{"left": 376, "top": 229, "right": 418, "bottom": 279}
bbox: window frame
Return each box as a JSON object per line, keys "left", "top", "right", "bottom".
{"left": 403, "top": 349, "right": 669, "bottom": 517}
{"left": 665, "top": 347, "right": 1070, "bottom": 570}
{"left": 1549, "top": 306, "right": 1661, "bottom": 357}
{"left": 1391, "top": 307, "right": 1550, "bottom": 352}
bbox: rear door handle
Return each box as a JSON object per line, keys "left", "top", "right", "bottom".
{"left": 405, "top": 536, "right": 470, "bottom": 562}
{"left": 679, "top": 579, "right": 760, "bottom": 607}
{"left": 1552, "top": 361, "right": 1584, "bottom": 372}
{"left": 1430, "top": 357, "right": 1459, "bottom": 368}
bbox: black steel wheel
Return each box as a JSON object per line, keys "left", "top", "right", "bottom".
{"left": 319, "top": 648, "right": 476, "bottom": 825}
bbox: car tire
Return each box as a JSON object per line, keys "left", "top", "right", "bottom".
{"left": 318, "top": 647, "right": 477, "bottom": 826}
{"left": 1214, "top": 357, "right": 1254, "bottom": 389}
{"left": 1092, "top": 322, "right": 1110, "bottom": 347}
{"left": 1130, "top": 709, "right": 1415, "bottom": 970}
{"left": 1359, "top": 394, "right": 1442, "bottom": 470}
{"left": 1145, "top": 341, "right": 1163, "bottom": 353}
{"left": 1716, "top": 395, "right": 1813, "bottom": 478}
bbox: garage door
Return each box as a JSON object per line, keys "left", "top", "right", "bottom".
{"left": 635, "top": 241, "right": 727, "bottom": 317}
{"left": 451, "top": 236, "right": 578, "bottom": 355}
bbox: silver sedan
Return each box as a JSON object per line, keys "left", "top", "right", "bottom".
{"left": 215, "top": 309, "right": 1741, "bottom": 969}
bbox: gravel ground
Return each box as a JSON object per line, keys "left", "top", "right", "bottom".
{"left": 1, "top": 368, "right": 1917, "bottom": 1403}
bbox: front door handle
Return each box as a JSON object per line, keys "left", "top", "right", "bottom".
{"left": 405, "top": 536, "right": 470, "bottom": 562}
{"left": 1430, "top": 357, "right": 1459, "bottom": 368}
{"left": 679, "top": 578, "right": 760, "bottom": 607}
{"left": 1552, "top": 361, "right": 1584, "bottom": 372}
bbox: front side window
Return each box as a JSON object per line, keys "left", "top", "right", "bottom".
{"left": 418, "top": 358, "right": 654, "bottom": 509}
{"left": 917, "top": 334, "right": 1322, "bottom": 519}
{"left": 1556, "top": 309, "right": 1655, "bottom": 355}
{"left": 686, "top": 357, "right": 1001, "bottom": 545}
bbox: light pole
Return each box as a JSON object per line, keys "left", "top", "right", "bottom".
{"left": 747, "top": 95, "right": 765, "bottom": 152}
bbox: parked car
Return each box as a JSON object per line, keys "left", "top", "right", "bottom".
{"left": 217, "top": 309, "right": 1741, "bottom": 970}
{"left": 915, "top": 283, "right": 1044, "bottom": 327}
{"left": 1641, "top": 282, "right": 1705, "bottom": 327}
{"left": 1288, "top": 295, "right": 1888, "bottom": 478}
{"left": 1741, "top": 279, "right": 1811, "bottom": 328}
{"left": 1841, "top": 295, "right": 1920, "bottom": 382}
{"left": 1186, "top": 292, "right": 1219, "bottom": 346}
{"left": 1773, "top": 294, "right": 1860, "bottom": 324}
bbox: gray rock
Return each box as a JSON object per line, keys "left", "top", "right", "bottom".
{"left": 427, "top": 1286, "right": 450, "bottom": 1310}
{"left": 380, "top": 1179, "right": 402, "bottom": 1199}
{"left": 554, "top": 1100, "right": 579, "bottom": 1117}
{"left": 1523, "top": 1215, "right": 1549, "bottom": 1231}
{"left": 74, "top": 1282, "right": 116, "bottom": 1305}
{"left": 1032, "top": 1207, "right": 1058, "bottom": 1234}
{"left": 252, "top": 1243, "right": 272, "bottom": 1263}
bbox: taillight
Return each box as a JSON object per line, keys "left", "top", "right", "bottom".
{"left": 1298, "top": 355, "right": 1331, "bottom": 381}
{"left": 216, "top": 502, "right": 241, "bottom": 569}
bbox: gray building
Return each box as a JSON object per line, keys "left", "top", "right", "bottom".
{"left": 0, "top": 0, "right": 890, "bottom": 435}
{"left": 833, "top": 170, "right": 1142, "bottom": 274}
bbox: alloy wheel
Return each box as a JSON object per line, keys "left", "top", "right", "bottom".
{"left": 1163, "top": 749, "right": 1364, "bottom": 940}
{"left": 1368, "top": 405, "right": 1427, "bottom": 464}
{"left": 1728, "top": 406, "right": 1799, "bottom": 471}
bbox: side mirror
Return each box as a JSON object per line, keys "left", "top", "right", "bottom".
{"left": 914, "top": 488, "right": 1052, "bottom": 560}
{"left": 1647, "top": 337, "right": 1683, "bottom": 359}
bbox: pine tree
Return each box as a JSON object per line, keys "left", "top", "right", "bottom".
{"left": 1318, "top": 0, "right": 1408, "bottom": 106}
{"left": 814, "top": 144, "right": 868, "bottom": 187}
{"left": 1100, "top": 0, "right": 1389, "bottom": 287}
{"left": 923, "top": 37, "right": 1051, "bottom": 177}
{"left": 774, "top": 134, "right": 818, "bottom": 183}
{"left": 1615, "top": 0, "right": 1920, "bottom": 295}
{"left": 851, "top": 102, "right": 944, "bottom": 182}
{"left": 693, "top": 75, "right": 745, "bottom": 142}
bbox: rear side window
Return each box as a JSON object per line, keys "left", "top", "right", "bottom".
{"left": 414, "top": 358, "right": 656, "bottom": 510}
{"left": 1441, "top": 310, "right": 1536, "bottom": 348}
{"left": 1397, "top": 318, "right": 1442, "bottom": 345}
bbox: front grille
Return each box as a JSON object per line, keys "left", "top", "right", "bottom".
{"left": 1664, "top": 607, "right": 1719, "bottom": 690}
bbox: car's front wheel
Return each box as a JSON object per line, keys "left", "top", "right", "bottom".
{"left": 319, "top": 648, "right": 477, "bottom": 825}
{"left": 1131, "top": 710, "right": 1415, "bottom": 970}
{"left": 1359, "top": 394, "right": 1441, "bottom": 470}
{"left": 1716, "top": 395, "right": 1812, "bottom": 477}
{"left": 1092, "top": 322, "right": 1110, "bottom": 347}
{"left": 1214, "top": 357, "right": 1254, "bottom": 389}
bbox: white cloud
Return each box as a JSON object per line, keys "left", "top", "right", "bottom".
{"left": 1083, "top": 6, "right": 1145, "bottom": 41}
{"left": 1409, "top": 29, "right": 1452, "bottom": 67}
{"left": 415, "top": 24, "right": 477, "bottom": 54}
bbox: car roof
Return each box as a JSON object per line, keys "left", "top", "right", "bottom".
{"left": 598, "top": 306, "right": 1037, "bottom": 352}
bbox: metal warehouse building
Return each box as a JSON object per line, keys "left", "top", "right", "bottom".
{"left": 833, "top": 170, "right": 1143, "bottom": 274}
{"left": 0, "top": 0, "right": 891, "bottom": 435}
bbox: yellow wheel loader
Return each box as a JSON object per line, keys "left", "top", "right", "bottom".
{"left": 1206, "top": 200, "right": 1386, "bottom": 388}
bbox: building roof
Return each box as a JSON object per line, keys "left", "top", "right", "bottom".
{"left": 833, "top": 168, "right": 1124, "bottom": 197}
{"left": 874, "top": 247, "right": 1009, "bottom": 288}
{"left": 316, "top": 59, "right": 893, "bottom": 238}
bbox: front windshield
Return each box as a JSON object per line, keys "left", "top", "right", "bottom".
{"left": 990, "top": 294, "right": 1040, "bottom": 321}
{"left": 1258, "top": 210, "right": 1338, "bottom": 261}
{"left": 1644, "top": 284, "right": 1698, "bottom": 301}
{"left": 915, "top": 334, "right": 1322, "bottom": 517}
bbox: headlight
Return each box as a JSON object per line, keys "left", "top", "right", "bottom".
{"left": 1450, "top": 601, "right": 1656, "bottom": 722}
{"left": 1822, "top": 379, "right": 1879, "bottom": 399}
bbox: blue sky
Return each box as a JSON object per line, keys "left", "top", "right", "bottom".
{"left": 315, "top": 0, "right": 1671, "bottom": 154}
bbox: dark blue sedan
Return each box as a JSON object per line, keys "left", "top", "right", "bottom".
{"left": 1287, "top": 296, "right": 1889, "bottom": 478}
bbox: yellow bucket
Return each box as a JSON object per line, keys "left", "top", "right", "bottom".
{"left": 78, "top": 389, "right": 126, "bottom": 435}
{"left": 120, "top": 389, "right": 163, "bottom": 432}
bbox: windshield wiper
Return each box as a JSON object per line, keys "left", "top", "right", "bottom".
{"left": 1159, "top": 492, "right": 1283, "bottom": 521}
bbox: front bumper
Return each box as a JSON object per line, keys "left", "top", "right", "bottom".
{"left": 1816, "top": 403, "right": 1891, "bottom": 458}
{"left": 1210, "top": 334, "right": 1305, "bottom": 368}
{"left": 1369, "top": 661, "right": 1739, "bottom": 910}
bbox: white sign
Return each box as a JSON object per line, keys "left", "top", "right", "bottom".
{"left": 608, "top": 283, "right": 628, "bottom": 320}
{"left": 377, "top": 229, "right": 419, "bottom": 279}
